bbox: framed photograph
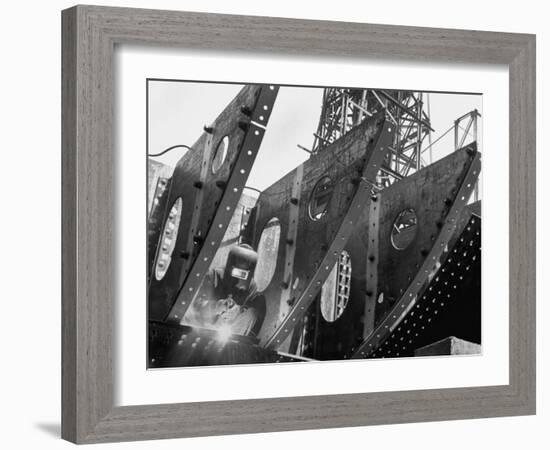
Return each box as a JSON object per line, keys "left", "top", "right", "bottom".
{"left": 62, "top": 5, "right": 536, "bottom": 443}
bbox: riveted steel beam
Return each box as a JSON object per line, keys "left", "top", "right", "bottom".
{"left": 367, "top": 213, "right": 481, "bottom": 358}
{"left": 264, "top": 118, "right": 395, "bottom": 349}
{"left": 362, "top": 195, "right": 380, "bottom": 338}
{"left": 277, "top": 164, "right": 304, "bottom": 323}
{"left": 351, "top": 148, "right": 481, "bottom": 358}
{"left": 147, "top": 84, "right": 279, "bottom": 322}
{"left": 167, "top": 85, "right": 280, "bottom": 323}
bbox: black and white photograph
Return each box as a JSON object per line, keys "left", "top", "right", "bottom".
{"left": 1, "top": 0, "right": 543, "bottom": 446}
{"left": 147, "top": 80, "right": 482, "bottom": 368}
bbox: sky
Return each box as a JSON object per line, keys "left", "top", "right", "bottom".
{"left": 148, "top": 81, "right": 481, "bottom": 192}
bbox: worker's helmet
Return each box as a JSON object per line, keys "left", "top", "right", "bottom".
{"left": 223, "top": 244, "right": 258, "bottom": 291}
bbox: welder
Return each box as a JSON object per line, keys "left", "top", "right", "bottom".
{"left": 191, "top": 243, "right": 266, "bottom": 338}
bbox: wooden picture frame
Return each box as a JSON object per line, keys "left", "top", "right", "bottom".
{"left": 61, "top": 5, "right": 536, "bottom": 443}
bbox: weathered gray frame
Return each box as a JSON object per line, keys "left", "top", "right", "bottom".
{"left": 62, "top": 5, "right": 536, "bottom": 444}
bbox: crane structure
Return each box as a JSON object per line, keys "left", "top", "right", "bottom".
{"left": 147, "top": 84, "right": 482, "bottom": 368}
{"left": 311, "top": 89, "right": 434, "bottom": 187}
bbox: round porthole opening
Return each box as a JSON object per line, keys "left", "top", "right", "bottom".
{"left": 391, "top": 208, "right": 418, "bottom": 250}
{"left": 211, "top": 136, "right": 229, "bottom": 174}
{"left": 320, "top": 250, "right": 352, "bottom": 322}
{"left": 308, "top": 176, "right": 333, "bottom": 221}
{"left": 254, "top": 218, "right": 281, "bottom": 292}
{"left": 154, "top": 197, "right": 183, "bottom": 281}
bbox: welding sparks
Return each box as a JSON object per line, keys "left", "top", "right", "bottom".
{"left": 216, "top": 325, "right": 233, "bottom": 343}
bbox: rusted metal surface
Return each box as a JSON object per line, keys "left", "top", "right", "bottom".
{"left": 257, "top": 113, "right": 394, "bottom": 348}
{"left": 181, "top": 123, "right": 216, "bottom": 285}
{"left": 277, "top": 165, "right": 304, "bottom": 336}
{"left": 147, "top": 176, "right": 172, "bottom": 282}
{"left": 298, "top": 147, "right": 479, "bottom": 360}
{"left": 147, "top": 85, "right": 279, "bottom": 322}
{"left": 311, "top": 89, "right": 432, "bottom": 187}
{"left": 370, "top": 213, "right": 481, "bottom": 358}
{"left": 374, "top": 144, "right": 478, "bottom": 325}
{"left": 147, "top": 86, "right": 482, "bottom": 364}
{"left": 363, "top": 195, "right": 379, "bottom": 338}
{"left": 352, "top": 145, "right": 481, "bottom": 358}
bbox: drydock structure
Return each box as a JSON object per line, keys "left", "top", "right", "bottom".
{"left": 147, "top": 85, "right": 482, "bottom": 367}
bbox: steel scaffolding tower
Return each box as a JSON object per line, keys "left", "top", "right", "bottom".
{"left": 310, "top": 89, "right": 434, "bottom": 187}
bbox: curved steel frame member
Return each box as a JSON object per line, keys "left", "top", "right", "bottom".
{"left": 367, "top": 213, "right": 481, "bottom": 358}
{"left": 351, "top": 150, "right": 481, "bottom": 358}
{"left": 264, "top": 118, "right": 395, "bottom": 349}
{"left": 148, "top": 84, "right": 279, "bottom": 322}
{"left": 167, "top": 85, "right": 280, "bottom": 323}
{"left": 297, "top": 147, "right": 479, "bottom": 360}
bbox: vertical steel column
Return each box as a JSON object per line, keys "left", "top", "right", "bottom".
{"left": 279, "top": 165, "right": 304, "bottom": 326}
{"left": 181, "top": 132, "right": 214, "bottom": 282}
{"left": 362, "top": 195, "right": 380, "bottom": 338}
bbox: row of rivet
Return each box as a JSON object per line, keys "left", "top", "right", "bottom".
{"left": 167, "top": 87, "right": 279, "bottom": 322}
{"left": 368, "top": 215, "right": 480, "bottom": 358}
{"left": 264, "top": 122, "right": 394, "bottom": 348}
{"left": 351, "top": 151, "right": 481, "bottom": 358}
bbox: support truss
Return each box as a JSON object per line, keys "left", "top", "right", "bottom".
{"left": 311, "top": 89, "right": 434, "bottom": 187}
